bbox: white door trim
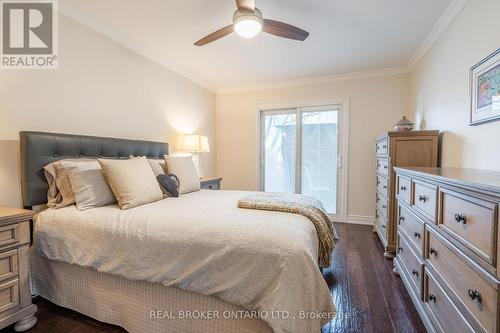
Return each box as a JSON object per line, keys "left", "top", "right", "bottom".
{"left": 256, "top": 97, "right": 350, "bottom": 222}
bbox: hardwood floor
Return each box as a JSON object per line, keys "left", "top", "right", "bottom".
{"left": 2, "top": 223, "right": 425, "bottom": 333}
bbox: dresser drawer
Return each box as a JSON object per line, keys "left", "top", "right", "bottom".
{"left": 397, "top": 175, "right": 411, "bottom": 204}
{"left": 397, "top": 234, "right": 423, "bottom": 299}
{"left": 376, "top": 158, "right": 389, "bottom": 177}
{"left": 0, "top": 250, "right": 18, "bottom": 283}
{"left": 376, "top": 137, "right": 389, "bottom": 155}
{"left": 398, "top": 204, "right": 424, "bottom": 257}
{"left": 0, "top": 278, "right": 19, "bottom": 313}
{"left": 375, "top": 209, "right": 388, "bottom": 242}
{"left": 0, "top": 224, "right": 18, "bottom": 250}
{"left": 376, "top": 192, "right": 388, "bottom": 218}
{"left": 439, "top": 188, "right": 497, "bottom": 266}
{"left": 412, "top": 180, "right": 437, "bottom": 222}
{"left": 424, "top": 269, "right": 474, "bottom": 333}
{"left": 376, "top": 175, "right": 389, "bottom": 198}
{"left": 427, "top": 230, "right": 497, "bottom": 332}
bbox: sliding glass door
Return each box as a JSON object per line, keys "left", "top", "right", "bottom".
{"left": 260, "top": 104, "right": 344, "bottom": 219}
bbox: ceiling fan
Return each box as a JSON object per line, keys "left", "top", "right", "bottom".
{"left": 194, "top": 0, "right": 309, "bottom": 46}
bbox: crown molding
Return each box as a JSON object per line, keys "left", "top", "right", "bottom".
{"left": 407, "top": 0, "right": 470, "bottom": 70}
{"left": 217, "top": 66, "right": 409, "bottom": 94}
{"left": 57, "top": 3, "right": 216, "bottom": 92}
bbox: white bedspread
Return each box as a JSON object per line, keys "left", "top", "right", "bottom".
{"left": 33, "top": 190, "right": 335, "bottom": 333}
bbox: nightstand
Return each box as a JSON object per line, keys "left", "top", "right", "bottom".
{"left": 200, "top": 177, "right": 222, "bottom": 190}
{"left": 0, "top": 207, "right": 37, "bottom": 332}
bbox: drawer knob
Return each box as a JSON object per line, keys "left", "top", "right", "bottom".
{"left": 383, "top": 165, "right": 388, "bottom": 169}
{"left": 383, "top": 185, "right": 387, "bottom": 189}
{"left": 418, "top": 195, "right": 426, "bottom": 202}
{"left": 468, "top": 289, "right": 482, "bottom": 303}
{"left": 399, "top": 216, "right": 405, "bottom": 223}
{"left": 397, "top": 246, "right": 403, "bottom": 253}
{"left": 428, "top": 294, "right": 437, "bottom": 303}
{"left": 382, "top": 205, "right": 387, "bottom": 209}
{"left": 383, "top": 145, "right": 387, "bottom": 149}
{"left": 412, "top": 269, "right": 419, "bottom": 277}
{"left": 429, "top": 248, "right": 438, "bottom": 256}
{"left": 454, "top": 213, "right": 467, "bottom": 224}
{"left": 400, "top": 186, "right": 407, "bottom": 191}
{"left": 413, "top": 232, "right": 421, "bottom": 239}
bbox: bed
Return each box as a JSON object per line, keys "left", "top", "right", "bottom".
{"left": 20, "top": 131, "right": 335, "bottom": 333}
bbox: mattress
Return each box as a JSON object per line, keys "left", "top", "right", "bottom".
{"left": 33, "top": 190, "right": 335, "bottom": 332}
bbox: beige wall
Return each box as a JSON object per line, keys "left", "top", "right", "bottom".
{"left": 216, "top": 74, "right": 410, "bottom": 220}
{"left": 0, "top": 15, "right": 216, "bottom": 208}
{"left": 410, "top": 0, "right": 500, "bottom": 170}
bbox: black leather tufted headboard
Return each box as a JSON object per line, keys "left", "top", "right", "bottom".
{"left": 20, "top": 131, "right": 169, "bottom": 208}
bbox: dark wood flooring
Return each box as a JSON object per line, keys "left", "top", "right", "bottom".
{"left": 2, "top": 223, "right": 425, "bottom": 333}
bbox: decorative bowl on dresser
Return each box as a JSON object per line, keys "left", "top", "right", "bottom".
{"left": 394, "top": 167, "right": 500, "bottom": 333}
{"left": 0, "top": 207, "right": 37, "bottom": 332}
{"left": 200, "top": 177, "right": 222, "bottom": 190}
{"left": 374, "top": 130, "right": 439, "bottom": 258}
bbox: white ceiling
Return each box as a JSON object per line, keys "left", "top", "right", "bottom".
{"left": 63, "top": 0, "right": 452, "bottom": 90}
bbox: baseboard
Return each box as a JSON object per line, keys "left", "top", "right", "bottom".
{"left": 346, "top": 215, "right": 375, "bottom": 225}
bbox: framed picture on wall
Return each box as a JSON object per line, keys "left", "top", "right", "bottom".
{"left": 470, "top": 48, "right": 500, "bottom": 125}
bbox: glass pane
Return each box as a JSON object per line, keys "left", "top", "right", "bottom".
{"left": 263, "top": 113, "right": 296, "bottom": 193}
{"left": 301, "top": 110, "right": 338, "bottom": 213}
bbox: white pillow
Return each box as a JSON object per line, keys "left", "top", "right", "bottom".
{"left": 60, "top": 160, "right": 116, "bottom": 210}
{"left": 99, "top": 157, "right": 163, "bottom": 209}
{"left": 164, "top": 155, "right": 200, "bottom": 194}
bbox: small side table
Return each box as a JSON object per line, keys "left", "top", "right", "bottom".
{"left": 200, "top": 177, "right": 222, "bottom": 190}
{"left": 0, "top": 207, "right": 37, "bottom": 332}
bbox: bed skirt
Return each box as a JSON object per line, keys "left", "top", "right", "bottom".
{"left": 30, "top": 252, "right": 273, "bottom": 333}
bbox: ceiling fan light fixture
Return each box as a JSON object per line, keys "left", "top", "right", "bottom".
{"left": 233, "top": 9, "right": 263, "bottom": 38}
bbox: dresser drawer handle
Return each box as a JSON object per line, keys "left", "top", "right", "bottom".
{"left": 413, "top": 232, "right": 421, "bottom": 239}
{"left": 454, "top": 213, "right": 467, "bottom": 224}
{"left": 428, "top": 294, "right": 437, "bottom": 303}
{"left": 411, "top": 269, "right": 419, "bottom": 277}
{"left": 399, "top": 216, "right": 405, "bottom": 222}
{"left": 397, "top": 246, "right": 403, "bottom": 253}
{"left": 381, "top": 224, "right": 386, "bottom": 229}
{"left": 383, "top": 145, "right": 387, "bottom": 149}
{"left": 418, "top": 195, "right": 426, "bottom": 202}
{"left": 383, "top": 185, "right": 387, "bottom": 189}
{"left": 400, "top": 186, "right": 407, "bottom": 191}
{"left": 382, "top": 205, "right": 387, "bottom": 209}
{"left": 383, "top": 165, "right": 388, "bottom": 169}
{"left": 429, "top": 248, "right": 438, "bottom": 256}
{"left": 468, "top": 289, "right": 482, "bottom": 303}
{"left": 377, "top": 180, "right": 380, "bottom": 185}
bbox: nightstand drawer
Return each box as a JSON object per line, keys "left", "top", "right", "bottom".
{"left": 0, "top": 278, "right": 19, "bottom": 313}
{"left": 0, "top": 250, "right": 18, "bottom": 283}
{"left": 202, "top": 183, "right": 220, "bottom": 190}
{"left": 200, "top": 178, "right": 222, "bottom": 190}
{"left": 0, "top": 224, "right": 18, "bottom": 250}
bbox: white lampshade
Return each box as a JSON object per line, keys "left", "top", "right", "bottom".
{"left": 182, "top": 134, "right": 210, "bottom": 153}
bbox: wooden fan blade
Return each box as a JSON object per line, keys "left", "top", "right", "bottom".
{"left": 194, "top": 25, "right": 234, "bottom": 46}
{"left": 235, "top": 0, "right": 254, "bottom": 12}
{"left": 262, "top": 19, "right": 309, "bottom": 41}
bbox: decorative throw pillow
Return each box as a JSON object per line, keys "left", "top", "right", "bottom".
{"left": 61, "top": 160, "right": 116, "bottom": 210}
{"left": 99, "top": 157, "right": 163, "bottom": 209}
{"left": 157, "top": 174, "right": 180, "bottom": 197}
{"left": 164, "top": 155, "right": 200, "bottom": 194}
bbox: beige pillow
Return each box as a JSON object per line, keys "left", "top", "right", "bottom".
{"left": 164, "top": 155, "right": 200, "bottom": 194}
{"left": 44, "top": 159, "right": 91, "bottom": 208}
{"left": 99, "top": 157, "right": 163, "bottom": 209}
{"left": 61, "top": 160, "right": 116, "bottom": 210}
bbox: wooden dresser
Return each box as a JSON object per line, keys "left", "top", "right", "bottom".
{"left": 0, "top": 207, "right": 37, "bottom": 332}
{"left": 394, "top": 167, "right": 500, "bottom": 333}
{"left": 375, "top": 131, "right": 439, "bottom": 258}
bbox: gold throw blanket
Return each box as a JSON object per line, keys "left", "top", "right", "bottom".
{"left": 238, "top": 192, "right": 338, "bottom": 267}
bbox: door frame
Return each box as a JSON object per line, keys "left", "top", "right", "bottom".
{"left": 256, "top": 98, "right": 350, "bottom": 222}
